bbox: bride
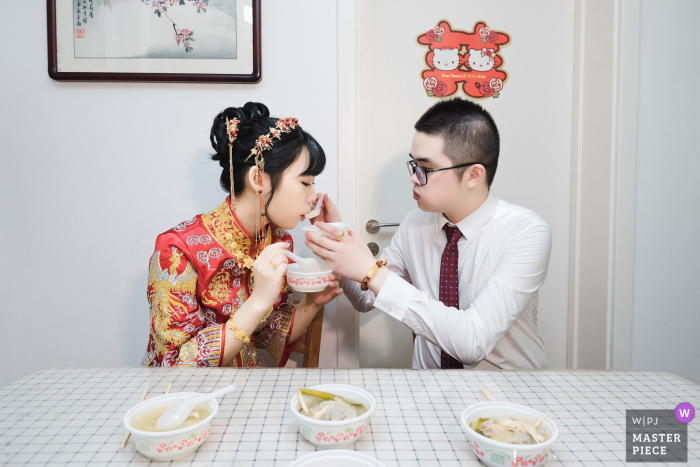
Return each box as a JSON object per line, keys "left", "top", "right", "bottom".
{"left": 143, "top": 102, "right": 342, "bottom": 368}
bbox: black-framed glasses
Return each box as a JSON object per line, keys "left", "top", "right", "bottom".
{"left": 406, "top": 159, "right": 490, "bottom": 185}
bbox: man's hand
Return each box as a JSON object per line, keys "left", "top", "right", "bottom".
{"left": 310, "top": 193, "right": 342, "bottom": 225}
{"left": 304, "top": 222, "right": 377, "bottom": 283}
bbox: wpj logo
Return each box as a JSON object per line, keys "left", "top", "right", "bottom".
{"left": 626, "top": 409, "right": 688, "bottom": 462}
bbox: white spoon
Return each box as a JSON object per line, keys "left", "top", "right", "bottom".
{"left": 306, "top": 193, "right": 325, "bottom": 219}
{"left": 284, "top": 250, "right": 322, "bottom": 273}
{"left": 156, "top": 385, "right": 236, "bottom": 430}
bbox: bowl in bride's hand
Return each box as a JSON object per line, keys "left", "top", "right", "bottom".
{"left": 301, "top": 222, "right": 351, "bottom": 241}
{"left": 286, "top": 263, "right": 334, "bottom": 292}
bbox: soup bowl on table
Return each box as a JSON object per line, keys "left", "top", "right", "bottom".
{"left": 461, "top": 401, "right": 559, "bottom": 467}
{"left": 123, "top": 392, "right": 218, "bottom": 461}
{"left": 290, "top": 384, "right": 376, "bottom": 449}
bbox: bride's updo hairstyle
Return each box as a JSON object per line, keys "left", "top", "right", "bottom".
{"left": 210, "top": 102, "right": 326, "bottom": 211}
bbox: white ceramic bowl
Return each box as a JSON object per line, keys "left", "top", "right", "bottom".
{"left": 123, "top": 392, "right": 218, "bottom": 461}
{"left": 286, "top": 263, "right": 334, "bottom": 292}
{"left": 289, "top": 450, "right": 386, "bottom": 466}
{"left": 461, "top": 402, "right": 558, "bottom": 467}
{"left": 290, "top": 384, "right": 376, "bottom": 449}
{"left": 301, "top": 222, "right": 351, "bottom": 241}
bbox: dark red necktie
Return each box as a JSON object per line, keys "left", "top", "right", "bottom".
{"left": 440, "top": 225, "right": 464, "bottom": 369}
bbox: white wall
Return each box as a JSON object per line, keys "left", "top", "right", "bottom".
{"left": 0, "top": 0, "right": 338, "bottom": 386}
{"left": 632, "top": 0, "right": 700, "bottom": 383}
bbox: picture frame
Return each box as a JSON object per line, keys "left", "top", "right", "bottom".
{"left": 47, "top": 0, "right": 261, "bottom": 83}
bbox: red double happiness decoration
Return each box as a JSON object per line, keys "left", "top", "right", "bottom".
{"left": 417, "top": 20, "right": 510, "bottom": 100}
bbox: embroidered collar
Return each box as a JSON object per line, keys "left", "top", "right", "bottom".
{"left": 201, "top": 197, "right": 272, "bottom": 269}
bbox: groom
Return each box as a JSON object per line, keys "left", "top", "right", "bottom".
{"left": 305, "top": 98, "right": 552, "bottom": 369}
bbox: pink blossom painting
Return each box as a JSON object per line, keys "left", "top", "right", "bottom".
{"left": 73, "top": 0, "right": 237, "bottom": 59}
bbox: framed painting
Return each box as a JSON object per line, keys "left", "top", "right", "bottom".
{"left": 47, "top": 0, "right": 261, "bottom": 82}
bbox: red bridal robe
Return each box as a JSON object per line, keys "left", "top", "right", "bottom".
{"left": 142, "top": 198, "right": 297, "bottom": 368}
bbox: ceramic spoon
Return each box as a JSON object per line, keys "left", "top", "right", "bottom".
{"left": 284, "top": 251, "right": 322, "bottom": 273}
{"left": 156, "top": 385, "right": 236, "bottom": 430}
{"left": 306, "top": 193, "right": 325, "bottom": 219}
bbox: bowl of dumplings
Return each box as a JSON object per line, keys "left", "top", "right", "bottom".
{"left": 461, "top": 401, "right": 558, "bottom": 467}
{"left": 291, "top": 384, "right": 376, "bottom": 449}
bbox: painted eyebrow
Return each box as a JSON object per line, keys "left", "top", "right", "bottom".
{"left": 409, "top": 153, "right": 434, "bottom": 164}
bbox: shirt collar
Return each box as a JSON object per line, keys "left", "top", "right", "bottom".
{"left": 438, "top": 190, "right": 499, "bottom": 240}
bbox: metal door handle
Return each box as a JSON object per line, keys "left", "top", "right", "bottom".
{"left": 366, "top": 220, "right": 400, "bottom": 234}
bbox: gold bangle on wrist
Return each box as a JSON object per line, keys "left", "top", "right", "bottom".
{"left": 303, "top": 295, "right": 322, "bottom": 313}
{"left": 227, "top": 318, "right": 250, "bottom": 344}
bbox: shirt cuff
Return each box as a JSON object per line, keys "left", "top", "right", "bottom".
{"left": 373, "top": 270, "right": 415, "bottom": 322}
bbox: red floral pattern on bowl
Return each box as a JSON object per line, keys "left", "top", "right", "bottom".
{"left": 287, "top": 275, "right": 332, "bottom": 287}
{"left": 287, "top": 263, "right": 334, "bottom": 292}
{"left": 314, "top": 424, "right": 367, "bottom": 443}
{"left": 154, "top": 428, "right": 210, "bottom": 454}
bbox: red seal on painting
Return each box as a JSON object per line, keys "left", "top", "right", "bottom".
{"left": 76, "top": 29, "right": 85, "bottom": 39}
{"left": 417, "top": 20, "right": 510, "bottom": 100}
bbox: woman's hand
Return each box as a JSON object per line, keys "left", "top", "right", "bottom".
{"left": 304, "top": 222, "right": 377, "bottom": 283}
{"left": 310, "top": 193, "right": 342, "bottom": 225}
{"left": 249, "top": 242, "right": 290, "bottom": 313}
{"left": 306, "top": 273, "right": 344, "bottom": 307}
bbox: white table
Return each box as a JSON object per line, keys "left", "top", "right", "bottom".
{"left": 0, "top": 368, "right": 698, "bottom": 466}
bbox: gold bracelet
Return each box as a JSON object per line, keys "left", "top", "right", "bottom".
{"left": 303, "top": 295, "right": 322, "bottom": 313}
{"left": 361, "top": 259, "right": 387, "bottom": 291}
{"left": 227, "top": 318, "right": 250, "bottom": 344}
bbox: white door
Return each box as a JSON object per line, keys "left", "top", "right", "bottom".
{"left": 336, "top": 0, "right": 641, "bottom": 370}
{"left": 337, "top": 0, "right": 576, "bottom": 369}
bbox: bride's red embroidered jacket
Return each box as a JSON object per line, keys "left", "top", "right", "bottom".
{"left": 143, "top": 198, "right": 297, "bottom": 368}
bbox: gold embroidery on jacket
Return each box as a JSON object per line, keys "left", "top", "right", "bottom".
{"left": 239, "top": 342, "right": 260, "bottom": 367}
{"left": 148, "top": 250, "right": 198, "bottom": 357}
{"left": 179, "top": 340, "right": 198, "bottom": 363}
{"left": 169, "top": 249, "right": 183, "bottom": 274}
{"left": 201, "top": 269, "right": 231, "bottom": 306}
{"left": 201, "top": 200, "right": 272, "bottom": 269}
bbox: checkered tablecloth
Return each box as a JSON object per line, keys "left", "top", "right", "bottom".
{"left": 0, "top": 368, "right": 698, "bottom": 466}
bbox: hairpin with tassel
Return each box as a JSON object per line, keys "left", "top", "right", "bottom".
{"left": 245, "top": 117, "right": 299, "bottom": 244}
{"left": 225, "top": 117, "right": 241, "bottom": 210}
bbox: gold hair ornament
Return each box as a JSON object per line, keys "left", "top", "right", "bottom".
{"left": 244, "top": 117, "right": 300, "bottom": 245}
{"left": 225, "top": 117, "right": 241, "bottom": 209}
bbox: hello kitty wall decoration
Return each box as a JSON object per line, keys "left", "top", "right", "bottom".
{"left": 417, "top": 20, "right": 510, "bottom": 100}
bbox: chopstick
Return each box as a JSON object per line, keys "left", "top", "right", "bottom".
{"left": 120, "top": 383, "right": 172, "bottom": 450}
{"left": 480, "top": 386, "right": 498, "bottom": 402}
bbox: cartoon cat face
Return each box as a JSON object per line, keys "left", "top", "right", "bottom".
{"left": 432, "top": 48, "right": 459, "bottom": 71}
{"left": 468, "top": 48, "right": 495, "bottom": 72}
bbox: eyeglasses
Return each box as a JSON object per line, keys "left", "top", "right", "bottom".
{"left": 406, "top": 159, "right": 490, "bottom": 185}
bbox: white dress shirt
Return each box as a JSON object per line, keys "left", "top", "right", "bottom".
{"left": 341, "top": 191, "right": 551, "bottom": 370}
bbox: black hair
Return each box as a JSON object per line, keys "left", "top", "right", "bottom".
{"left": 210, "top": 102, "right": 326, "bottom": 212}
{"left": 414, "top": 98, "right": 500, "bottom": 187}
